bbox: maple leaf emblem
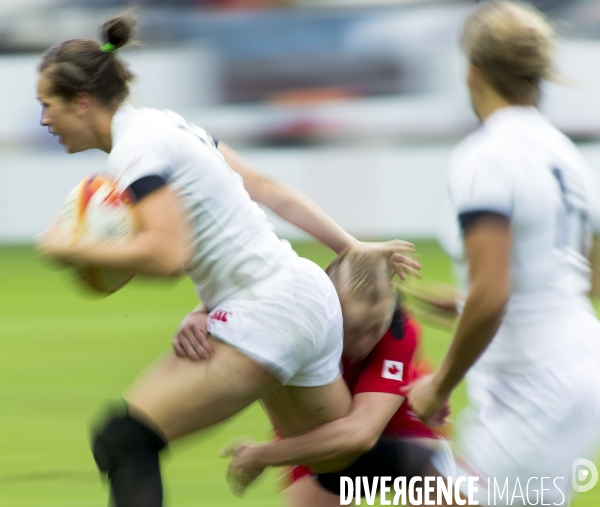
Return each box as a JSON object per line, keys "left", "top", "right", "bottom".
{"left": 381, "top": 360, "right": 403, "bottom": 380}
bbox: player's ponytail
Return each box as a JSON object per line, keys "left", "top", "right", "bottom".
{"left": 461, "top": 1, "right": 556, "bottom": 106}
{"left": 39, "top": 14, "right": 136, "bottom": 107}
{"left": 101, "top": 15, "right": 136, "bottom": 52}
{"left": 326, "top": 249, "right": 395, "bottom": 305}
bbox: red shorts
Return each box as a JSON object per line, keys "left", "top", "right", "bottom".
{"left": 288, "top": 464, "right": 314, "bottom": 485}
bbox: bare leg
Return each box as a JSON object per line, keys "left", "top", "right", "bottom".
{"left": 95, "top": 338, "right": 350, "bottom": 506}
{"left": 124, "top": 338, "right": 280, "bottom": 441}
{"left": 262, "top": 380, "right": 352, "bottom": 434}
{"left": 261, "top": 378, "right": 354, "bottom": 472}
{"left": 92, "top": 338, "right": 281, "bottom": 507}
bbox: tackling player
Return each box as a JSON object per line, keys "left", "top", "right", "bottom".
{"left": 177, "top": 250, "right": 450, "bottom": 505}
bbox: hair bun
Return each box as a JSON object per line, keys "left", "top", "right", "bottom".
{"left": 101, "top": 15, "right": 136, "bottom": 51}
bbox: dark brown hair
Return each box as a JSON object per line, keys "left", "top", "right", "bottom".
{"left": 39, "top": 15, "right": 136, "bottom": 107}
{"left": 461, "top": 1, "right": 556, "bottom": 106}
{"left": 326, "top": 249, "right": 394, "bottom": 305}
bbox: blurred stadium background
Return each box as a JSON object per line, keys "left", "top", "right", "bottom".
{"left": 1, "top": 0, "right": 600, "bottom": 505}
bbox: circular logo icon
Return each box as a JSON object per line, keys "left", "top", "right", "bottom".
{"left": 572, "top": 459, "right": 599, "bottom": 493}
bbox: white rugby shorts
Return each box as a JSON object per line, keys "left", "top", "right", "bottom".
{"left": 432, "top": 310, "right": 600, "bottom": 506}
{"left": 206, "top": 256, "right": 343, "bottom": 387}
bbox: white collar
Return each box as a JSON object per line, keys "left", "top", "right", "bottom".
{"left": 484, "top": 105, "right": 543, "bottom": 129}
{"left": 110, "top": 102, "right": 136, "bottom": 149}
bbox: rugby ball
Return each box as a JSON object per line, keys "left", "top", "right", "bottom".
{"left": 57, "top": 174, "right": 138, "bottom": 295}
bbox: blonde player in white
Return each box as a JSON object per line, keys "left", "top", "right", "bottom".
{"left": 37, "top": 16, "right": 418, "bottom": 507}
{"left": 408, "top": 2, "right": 600, "bottom": 506}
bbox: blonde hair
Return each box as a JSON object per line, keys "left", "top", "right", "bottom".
{"left": 326, "top": 250, "right": 394, "bottom": 305}
{"left": 461, "top": 1, "right": 556, "bottom": 106}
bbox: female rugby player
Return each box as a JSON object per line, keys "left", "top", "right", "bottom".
{"left": 36, "top": 16, "right": 418, "bottom": 507}
{"left": 408, "top": 2, "right": 600, "bottom": 505}
{"left": 176, "top": 250, "right": 450, "bottom": 505}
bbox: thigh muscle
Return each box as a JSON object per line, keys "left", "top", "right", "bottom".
{"left": 124, "top": 338, "right": 279, "bottom": 441}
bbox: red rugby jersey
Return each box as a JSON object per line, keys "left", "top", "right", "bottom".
{"left": 342, "top": 310, "right": 436, "bottom": 439}
{"left": 288, "top": 310, "right": 438, "bottom": 485}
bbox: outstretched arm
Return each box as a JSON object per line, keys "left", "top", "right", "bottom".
{"left": 401, "top": 281, "right": 460, "bottom": 331}
{"left": 219, "top": 142, "right": 356, "bottom": 255}
{"left": 222, "top": 391, "right": 404, "bottom": 496}
{"left": 218, "top": 142, "right": 419, "bottom": 277}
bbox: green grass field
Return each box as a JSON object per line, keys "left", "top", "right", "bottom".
{"left": 0, "top": 241, "right": 598, "bottom": 506}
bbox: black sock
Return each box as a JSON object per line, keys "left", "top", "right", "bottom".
{"left": 92, "top": 413, "right": 167, "bottom": 507}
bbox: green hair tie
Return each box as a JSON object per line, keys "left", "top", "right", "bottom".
{"left": 100, "top": 42, "right": 117, "bottom": 53}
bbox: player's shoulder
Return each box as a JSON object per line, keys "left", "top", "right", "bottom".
{"left": 448, "top": 123, "right": 522, "bottom": 205}
{"left": 374, "top": 309, "right": 419, "bottom": 356}
{"left": 115, "top": 105, "right": 187, "bottom": 143}
{"left": 450, "top": 125, "right": 506, "bottom": 174}
{"left": 110, "top": 106, "right": 168, "bottom": 156}
{"left": 109, "top": 106, "right": 209, "bottom": 167}
{"left": 451, "top": 107, "right": 552, "bottom": 169}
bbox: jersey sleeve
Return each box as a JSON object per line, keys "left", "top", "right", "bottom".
{"left": 448, "top": 145, "right": 514, "bottom": 230}
{"left": 108, "top": 139, "right": 172, "bottom": 201}
{"left": 353, "top": 322, "right": 419, "bottom": 396}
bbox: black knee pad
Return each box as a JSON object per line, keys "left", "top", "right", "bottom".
{"left": 92, "top": 413, "right": 167, "bottom": 474}
{"left": 317, "top": 439, "right": 433, "bottom": 495}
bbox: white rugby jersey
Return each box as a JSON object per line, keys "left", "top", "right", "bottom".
{"left": 107, "top": 103, "right": 296, "bottom": 310}
{"left": 445, "top": 106, "right": 598, "bottom": 366}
